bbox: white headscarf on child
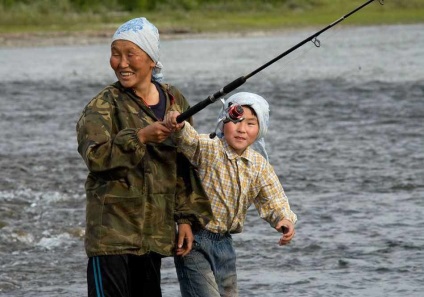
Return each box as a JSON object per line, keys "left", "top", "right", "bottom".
{"left": 112, "top": 17, "right": 163, "bottom": 82}
{"left": 216, "top": 92, "right": 270, "bottom": 161}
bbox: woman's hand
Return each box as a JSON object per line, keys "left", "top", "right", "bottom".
{"left": 176, "top": 223, "right": 193, "bottom": 257}
{"left": 164, "top": 111, "right": 185, "bottom": 132}
{"left": 137, "top": 121, "right": 172, "bottom": 144}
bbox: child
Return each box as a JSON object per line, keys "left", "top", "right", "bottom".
{"left": 165, "top": 92, "right": 297, "bottom": 297}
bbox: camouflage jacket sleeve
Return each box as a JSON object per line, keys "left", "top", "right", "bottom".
{"left": 76, "top": 86, "right": 145, "bottom": 176}
{"left": 167, "top": 86, "right": 213, "bottom": 228}
{"left": 174, "top": 154, "right": 213, "bottom": 228}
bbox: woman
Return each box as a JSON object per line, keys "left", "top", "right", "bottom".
{"left": 76, "top": 17, "right": 211, "bottom": 297}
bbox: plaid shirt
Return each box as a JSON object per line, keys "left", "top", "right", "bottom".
{"left": 174, "top": 122, "right": 297, "bottom": 234}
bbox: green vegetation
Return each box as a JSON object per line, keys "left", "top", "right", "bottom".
{"left": 1, "top": 0, "right": 423, "bottom": 35}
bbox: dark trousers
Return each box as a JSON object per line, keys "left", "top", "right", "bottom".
{"left": 87, "top": 253, "right": 162, "bottom": 297}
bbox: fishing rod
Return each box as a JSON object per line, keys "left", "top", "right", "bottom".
{"left": 176, "top": 0, "right": 384, "bottom": 123}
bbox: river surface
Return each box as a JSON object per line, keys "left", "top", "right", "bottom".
{"left": 0, "top": 24, "right": 423, "bottom": 297}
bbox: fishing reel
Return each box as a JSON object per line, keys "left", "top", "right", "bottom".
{"left": 209, "top": 99, "right": 244, "bottom": 138}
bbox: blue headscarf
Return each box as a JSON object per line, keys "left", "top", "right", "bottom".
{"left": 216, "top": 92, "right": 270, "bottom": 161}
{"left": 112, "top": 17, "right": 163, "bottom": 82}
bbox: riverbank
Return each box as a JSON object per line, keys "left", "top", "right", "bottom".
{"left": 0, "top": 26, "right": 323, "bottom": 48}
{"left": 1, "top": 0, "right": 423, "bottom": 48}
{"left": 0, "top": 30, "right": 113, "bottom": 48}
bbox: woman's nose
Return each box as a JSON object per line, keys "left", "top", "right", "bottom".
{"left": 119, "top": 57, "right": 130, "bottom": 68}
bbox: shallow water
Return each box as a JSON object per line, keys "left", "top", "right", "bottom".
{"left": 1, "top": 24, "right": 423, "bottom": 296}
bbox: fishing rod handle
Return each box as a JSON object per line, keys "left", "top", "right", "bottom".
{"left": 176, "top": 76, "right": 246, "bottom": 123}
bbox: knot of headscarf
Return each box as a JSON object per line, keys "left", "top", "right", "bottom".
{"left": 112, "top": 17, "right": 163, "bottom": 82}
{"left": 216, "top": 92, "right": 270, "bottom": 161}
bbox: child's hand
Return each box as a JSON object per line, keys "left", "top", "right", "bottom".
{"left": 276, "top": 219, "right": 295, "bottom": 246}
{"left": 164, "top": 111, "right": 185, "bottom": 132}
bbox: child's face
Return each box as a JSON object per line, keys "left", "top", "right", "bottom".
{"left": 223, "top": 106, "right": 259, "bottom": 155}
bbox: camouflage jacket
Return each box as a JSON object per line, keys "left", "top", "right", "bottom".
{"left": 76, "top": 82, "right": 212, "bottom": 257}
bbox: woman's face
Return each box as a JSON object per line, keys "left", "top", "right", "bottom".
{"left": 223, "top": 106, "right": 259, "bottom": 155}
{"left": 110, "top": 40, "right": 155, "bottom": 89}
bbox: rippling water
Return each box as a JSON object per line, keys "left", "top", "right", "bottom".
{"left": 1, "top": 24, "right": 423, "bottom": 297}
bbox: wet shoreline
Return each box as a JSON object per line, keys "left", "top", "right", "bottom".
{"left": 0, "top": 25, "right": 376, "bottom": 48}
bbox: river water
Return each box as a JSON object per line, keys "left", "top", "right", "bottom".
{"left": 0, "top": 24, "right": 423, "bottom": 297}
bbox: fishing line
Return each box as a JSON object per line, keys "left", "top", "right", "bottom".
{"left": 253, "top": 39, "right": 320, "bottom": 85}
{"left": 176, "top": 0, "right": 384, "bottom": 123}
{"left": 261, "top": 25, "right": 347, "bottom": 79}
{"left": 253, "top": 26, "right": 353, "bottom": 87}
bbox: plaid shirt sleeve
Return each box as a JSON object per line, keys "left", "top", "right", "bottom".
{"left": 173, "top": 122, "right": 204, "bottom": 167}
{"left": 253, "top": 161, "right": 298, "bottom": 227}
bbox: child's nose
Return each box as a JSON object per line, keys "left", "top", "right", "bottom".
{"left": 237, "top": 122, "right": 247, "bottom": 132}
